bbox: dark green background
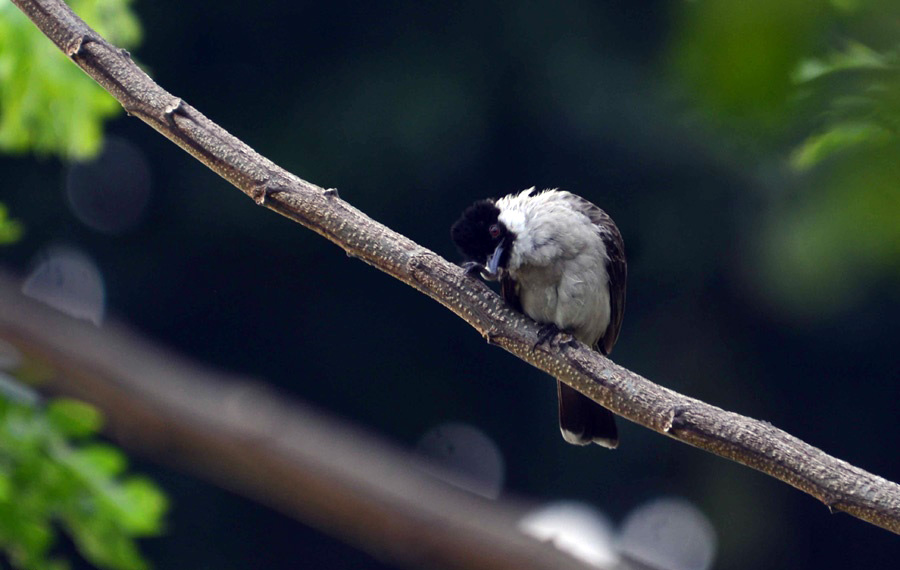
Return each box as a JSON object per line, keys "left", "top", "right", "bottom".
{"left": 2, "top": 1, "right": 898, "bottom": 569}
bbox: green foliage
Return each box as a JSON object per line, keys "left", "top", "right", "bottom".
{"left": 0, "top": 389, "right": 166, "bottom": 570}
{"left": 0, "top": 1, "right": 142, "bottom": 159}
{"left": 791, "top": 41, "right": 900, "bottom": 169}
{"left": 760, "top": 144, "right": 900, "bottom": 313}
{"left": 46, "top": 400, "right": 103, "bottom": 439}
{"left": 0, "top": 204, "right": 23, "bottom": 245}
{"left": 670, "top": 0, "right": 900, "bottom": 317}
{"left": 792, "top": 41, "right": 889, "bottom": 83}
{"left": 0, "top": 6, "right": 164, "bottom": 565}
{"left": 670, "top": 0, "right": 827, "bottom": 137}
{"left": 789, "top": 121, "right": 892, "bottom": 169}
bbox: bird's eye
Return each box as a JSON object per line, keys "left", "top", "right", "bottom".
{"left": 489, "top": 224, "right": 501, "bottom": 238}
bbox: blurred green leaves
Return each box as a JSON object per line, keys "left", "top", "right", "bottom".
{"left": 791, "top": 41, "right": 900, "bottom": 169}
{"left": 1, "top": 6, "right": 163, "bottom": 565}
{"left": 46, "top": 400, "right": 103, "bottom": 439}
{"left": 671, "top": 0, "right": 826, "bottom": 137}
{"left": 792, "top": 41, "right": 888, "bottom": 83}
{"left": 670, "top": 0, "right": 900, "bottom": 317}
{"left": 789, "top": 121, "right": 892, "bottom": 169}
{"left": 0, "top": 204, "right": 23, "bottom": 245}
{"left": 0, "top": 0, "right": 141, "bottom": 159}
{"left": 760, "top": 145, "right": 900, "bottom": 313}
{"left": 0, "top": 392, "right": 166, "bottom": 570}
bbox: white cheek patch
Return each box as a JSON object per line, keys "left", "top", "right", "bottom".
{"left": 497, "top": 208, "right": 529, "bottom": 270}
{"left": 498, "top": 209, "right": 526, "bottom": 235}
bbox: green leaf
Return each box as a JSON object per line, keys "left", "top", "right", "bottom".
{"left": 72, "top": 444, "right": 128, "bottom": 477}
{"left": 65, "top": 516, "right": 149, "bottom": 570}
{"left": 0, "top": 505, "right": 55, "bottom": 569}
{"left": 790, "top": 121, "right": 892, "bottom": 170}
{"left": 793, "top": 41, "right": 890, "bottom": 84}
{"left": 46, "top": 399, "right": 103, "bottom": 438}
{"left": 0, "top": 202, "right": 24, "bottom": 245}
{"left": 117, "top": 477, "right": 168, "bottom": 535}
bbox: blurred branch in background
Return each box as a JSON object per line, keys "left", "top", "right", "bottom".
{"left": 9, "top": 0, "right": 900, "bottom": 536}
{"left": 0, "top": 272, "right": 601, "bottom": 570}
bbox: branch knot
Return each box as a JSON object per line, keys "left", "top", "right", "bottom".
{"left": 666, "top": 405, "right": 690, "bottom": 433}
{"left": 65, "top": 34, "right": 89, "bottom": 57}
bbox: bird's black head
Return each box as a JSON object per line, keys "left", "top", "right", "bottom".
{"left": 450, "top": 199, "right": 513, "bottom": 270}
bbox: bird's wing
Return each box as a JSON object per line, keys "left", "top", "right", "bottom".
{"left": 569, "top": 194, "right": 627, "bottom": 355}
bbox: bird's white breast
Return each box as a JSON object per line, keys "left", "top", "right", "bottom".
{"left": 496, "top": 189, "right": 611, "bottom": 345}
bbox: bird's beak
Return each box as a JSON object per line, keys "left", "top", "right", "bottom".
{"left": 486, "top": 243, "right": 505, "bottom": 277}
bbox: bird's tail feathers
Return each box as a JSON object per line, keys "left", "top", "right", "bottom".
{"left": 557, "top": 382, "right": 619, "bottom": 448}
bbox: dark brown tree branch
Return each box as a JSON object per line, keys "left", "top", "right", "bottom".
{"left": 0, "top": 274, "right": 599, "bottom": 570}
{"left": 11, "top": 0, "right": 900, "bottom": 536}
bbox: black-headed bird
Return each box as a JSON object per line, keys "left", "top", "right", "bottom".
{"left": 451, "top": 188, "right": 626, "bottom": 447}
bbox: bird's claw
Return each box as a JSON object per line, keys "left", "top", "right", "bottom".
{"left": 461, "top": 261, "right": 485, "bottom": 277}
{"left": 461, "top": 261, "right": 499, "bottom": 281}
{"left": 531, "top": 323, "right": 578, "bottom": 352}
{"left": 533, "top": 324, "right": 576, "bottom": 352}
{"left": 533, "top": 324, "right": 556, "bottom": 352}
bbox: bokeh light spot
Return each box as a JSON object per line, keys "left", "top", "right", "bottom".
{"left": 519, "top": 501, "right": 617, "bottom": 568}
{"left": 618, "top": 497, "right": 716, "bottom": 570}
{"left": 415, "top": 422, "right": 505, "bottom": 499}
{"left": 22, "top": 246, "right": 105, "bottom": 325}
{"left": 65, "top": 136, "right": 152, "bottom": 234}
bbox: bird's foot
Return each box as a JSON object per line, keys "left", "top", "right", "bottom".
{"left": 461, "top": 261, "right": 485, "bottom": 277}
{"left": 461, "top": 261, "right": 499, "bottom": 281}
{"left": 533, "top": 324, "right": 577, "bottom": 352}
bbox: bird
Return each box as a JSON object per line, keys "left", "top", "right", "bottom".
{"left": 450, "top": 187, "right": 626, "bottom": 447}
